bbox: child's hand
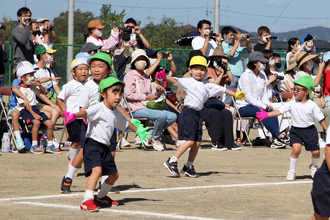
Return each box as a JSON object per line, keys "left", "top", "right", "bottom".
{"left": 131, "top": 118, "right": 143, "bottom": 128}
{"left": 256, "top": 109, "right": 269, "bottom": 121}
{"left": 63, "top": 110, "right": 70, "bottom": 118}
{"left": 155, "top": 69, "right": 166, "bottom": 80}
{"left": 235, "top": 91, "right": 245, "bottom": 100}
{"left": 64, "top": 112, "right": 77, "bottom": 125}
{"left": 83, "top": 118, "right": 88, "bottom": 126}
{"left": 136, "top": 126, "right": 151, "bottom": 142}
{"left": 33, "top": 114, "right": 42, "bottom": 120}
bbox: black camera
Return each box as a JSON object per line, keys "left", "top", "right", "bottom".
{"left": 209, "top": 31, "right": 217, "bottom": 37}
{"left": 270, "top": 36, "right": 277, "bottom": 40}
{"left": 0, "top": 24, "right": 6, "bottom": 30}
{"left": 162, "top": 53, "right": 168, "bottom": 59}
{"left": 276, "top": 75, "right": 284, "bottom": 80}
{"left": 44, "top": 26, "right": 55, "bottom": 31}
{"left": 216, "top": 59, "right": 227, "bottom": 74}
{"left": 241, "top": 34, "right": 250, "bottom": 39}
{"left": 120, "top": 28, "right": 132, "bottom": 33}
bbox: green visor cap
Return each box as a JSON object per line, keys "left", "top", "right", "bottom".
{"left": 88, "top": 52, "right": 113, "bottom": 67}
{"left": 293, "top": 75, "right": 315, "bottom": 100}
{"left": 98, "top": 76, "right": 125, "bottom": 93}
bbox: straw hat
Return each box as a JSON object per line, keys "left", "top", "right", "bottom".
{"left": 286, "top": 57, "right": 297, "bottom": 72}
{"left": 208, "top": 48, "right": 230, "bottom": 61}
{"left": 296, "top": 51, "right": 318, "bottom": 68}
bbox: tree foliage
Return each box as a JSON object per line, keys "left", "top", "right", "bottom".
{"left": 98, "top": 4, "right": 126, "bottom": 38}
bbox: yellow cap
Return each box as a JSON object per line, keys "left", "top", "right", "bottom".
{"left": 189, "top": 55, "right": 207, "bottom": 67}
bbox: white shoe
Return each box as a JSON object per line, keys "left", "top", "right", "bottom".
{"left": 135, "top": 136, "right": 142, "bottom": 145}
{"left": 175, "top": 140, "right": 186, "bottom": 148}
{"left": 117, "top": 137, "right": 131, "bottom": 148}
{"left": 270, "top": 139, "right": 286, "bottom": 149}
{"left": 318, "top": 138, "right": 326, "bottom": 149}
{"left": 286, "top": 170, "right": 296, "bottom": 181}
{"left": 151, "top": 137, "right": 164, "bottom": 151}
{"left": 309, "top": 164, "right": 318, "bottom": 178}
{"left": 53, "top": 138, "right": 60, "bottom": 149}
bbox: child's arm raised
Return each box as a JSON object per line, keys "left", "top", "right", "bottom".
{"left": 155, "top": 71, "right": 178, "bottom": 85}
{"left": 224, "top": 89, "right": 245, "bottom": 100}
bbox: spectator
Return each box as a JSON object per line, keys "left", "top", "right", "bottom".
{"left": 254, "top": 26, "right": 273, "bottom": 52}
{"left": 269, "top": 53, "right": 292, "bottom": 94}
{"left": 281, "top": 57, "right": 297, "bottom": 92}
{"left": 285, "top": 38, "right": 305, "bottom": 68}
{"left": 124, "top": 18, "right": 150, "bottom": 49}
{"left": 301, "top": 34, "right": 316, "bottom": 55}
{"left": 84, "top": 20, "right": 120, "bottom": 50}
{"left": 81, "top": 43, "right": 101, "bottom": 57}
{"left": 236, "top": 51, "right": 289, "bottom": 149}
{"left": 36, "top": 18, "right": 57, "bottom": 48}
{"left": 221, "top": 26, "right": 251, "bottom": 105}
{"left": 0, "top": 24, "right": 8, "bottom": 86}
{"left": 191, "top": 19, "right": 222, "bottom": 57}
{"left": 12, "top": 7, "right": 34, "bottom": 69}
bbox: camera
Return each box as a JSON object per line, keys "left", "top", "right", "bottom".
{"left": 44, "top": 26, "right": 55, "bottom": 31}
{"left": 276, "top": 75, "right": 284, "bottom": 80}
{"left": 241, "top": 34, "right": 250, "bottom": 39}
{"left": 215, "top": 59, "right": 227, "bottom": 74}
{"left": 120, "top": 28, "right": 133, "bottom": 34}
{"left": 270, "top": 36, "right": 277, "bottom": 40}
{"left": 162, "top": 53, "right": 168, "bottom": 59}
{"left": 0, "top": 24, "right": 6, "bottom": 30}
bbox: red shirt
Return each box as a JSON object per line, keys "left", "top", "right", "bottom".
{"left": 323, "top": 70, "right": 330, "bottom": 96}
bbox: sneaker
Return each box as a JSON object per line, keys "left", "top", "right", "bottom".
{"left": 60, "top": 176, "right": 72, "bottom": 193}
{"left": 309, "top": 164, "right": 318, "bottom": 178}
{"left": 65, "top": 141, "right": 72, "bottom": 148}
{"left": 253, "top": 122, "right": 261, "bottom": 129}
{"left": 53, "top": 138, "right": 60, "bottom": 149}
{"left": 181, "top": 164, "right": 199, "bottom": 178}
{"left": 15, "top": 138, "right": 25, "bottom": 150}
{"left": 162, "top": 134, "right": 175, "bottom": 145}
{"left": 229, "top": 143, "right": 242, "bottom": 150}
{"left": 211, "top": 142, "right": 227, "bottom": 151}
{"left": 142, "top": 134, "right": 153, "bottom": 147}
{"left": 80, "top": 199, "right": 99, "bottom": 212}
{"left": 30, "top": 145, "right": 44, "bottom": 155}
{"left": 163, "top": 158, "right": 180, "bottom": 176}
{"left": 135, "top": 135, "right": 142, "bottom": 145}
{"left": 46, "top": 145, "right": 62, "bottom": 154}
{"left": 319, "top": 138, "right": 326, "bottom": 149}
{"left": 279, "top": 133, "right": 290, "bottom": 145}
{"left": 175, "top": 140, "right": 186, "bottom": 148}
{"left": 270, "top": 139, "right": 286, "bottom": 149}
{"left": 236, "top": 138, "right": 242, "bottom": 143}
{"left": 94, "top": 195, "right": 119, "bottom": 206}
{"left": 286, "top": 170, "right": 296, "bottom": 181}
{"left": 151, "top": 137, "right": 164, "bottom": 151}
{"left": 117, "top": 137, "right": 131, "bottom": 148}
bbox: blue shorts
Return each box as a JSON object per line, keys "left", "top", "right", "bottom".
{"left": 83, "top": 138, "right": 117, "bottom": 177}
{"left": 20, "top": 106, "right": 49, "bottom": 125}
{"left": 66, "top": 119, "right": 83, "bottom": 142}
{"left": 290, "top": 125, "right": 319, "bottom": 151}
{"left": 178, "top": 107, "right": 202, "bottom": 142}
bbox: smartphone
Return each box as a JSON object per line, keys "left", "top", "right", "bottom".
{"left": 130, "top": 34, "right": 136, "bottom": 41}
{"left": 307, "top": 41, "right": 312, "bottom": 47}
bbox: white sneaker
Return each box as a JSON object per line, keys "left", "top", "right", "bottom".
{"left": 175, "top": 140, "right": 186, "bottom": 148}
{"left": 117, "top": 137, "right": 131, "bottom": 148}
{"left": 270, "top": 139, "right": 286, "bottom": 149}
{"left": 309, "top": 164, "right": 318, "bottom": 178}
{"left": 151, "top": 137, "right": 164, "bottom": 151}
{"left": 53, "top": 138, "right": 60, "bottom": 149}
{"left": 318, "top": 138, "right": 326, "bottom": 149}
{"left": 286, "top": 170, "right": 296, "bottom": 181}
{"left": 135, "top": 136, "right": 142, "bottom": 145}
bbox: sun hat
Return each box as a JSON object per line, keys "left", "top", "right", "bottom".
{"left": 87, "top": 52, "right": 112, "bottom": 68}
{"left": 293, "top": 75, "right": 315, "bottom": 100}
{"left": 71, "top": 58, "right": 89, "bottom": 70}
{"left": 207, "top": 48, "right": 230, "bottom": 61}
{"left": 81, "top": 43, "right": 101, "bottom": 53}
{"left": 189, "top": 55, "right": 208, "bottom": 67}
{"left": 296, "top": 51, "right": 318, "bottom": 68}
{"left": 16, "top": 66, "right": 38, "bottom": 83}
{"left": 98, "top": 76, "right": 125, "bottom": 100}
{"left": 35, "top": 44, "right": 47, "bottom": 56}
{"left": 130, "top": 49, "right": 150, "bottom": 68}
{"left": 16, "top": 61, "right": 39, "bottom": 71}
{"left": 248, "top": 51, "right": 269, "bottom": 63}
{"left": 323, "top": 51, "right": 330, "bottom": 63}
{"left": 88, "top": 20, "right": 105, "bottom": 29}
{"left": 286, "top": 57, "right": 297, "bottom": 72}
{"left": 75, "top": 52, "right": 92, "bottom": 60}
{"left": 36, "top": 18, "right": 49, "bottom": 23}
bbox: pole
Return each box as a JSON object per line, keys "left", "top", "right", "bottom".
{"left": 67, "top": 0, "right": 74, "bottom": 82}
{"left": 214, "top": 0, "right": 220, "bottom": 33}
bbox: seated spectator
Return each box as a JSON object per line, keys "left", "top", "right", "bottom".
{"left": 281, "top": 57, "right": 297, "bottom": 92}
{"left": 80, "top": 42, "right": 101, "bottom": 57}
{"left": 254, "top": 26, "right": 273, "bottom": 52}
{"left": 236, "top": 51, "right": 289, "bottom": 149}
{"left": 124, "top": 18, "right": 150, "bottom": 49}
{"left": 269, "top": 53, "right": 293, "bottom": 94}
{"left": 84, "top": 20, "right": 120, "bottom": 50}
{"left": 123, "top": 49, "right": 177, "bottom": 151}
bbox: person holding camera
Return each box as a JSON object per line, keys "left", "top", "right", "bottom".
{"left": 254, "top": 26, "right": 274, "bottom": 52}
{"left": 191, "top": 19, "right": 222, "bottom": 57}
{"left": 12, "top": 7, "right": 34, "bottom": 69}
{"left": 123, "top": 18, "right": 150, "bottom": 49}
{"left": 36, "top": 18, "right": 57, "bottom": 48}
{"left": 221, "top": 26, "right": 251, "bottom": 105}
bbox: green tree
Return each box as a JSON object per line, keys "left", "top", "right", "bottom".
{"left": 98, "top": 4, "right": 126, "bottom": 38}
{"left": 1, "top": 16, "right": 15, "bottom": 44}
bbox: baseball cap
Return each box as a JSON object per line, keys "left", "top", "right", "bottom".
{"left": 189, "top": 55, "right": 208, "bottom": 67}
{"left": 186, "top": 50, "right": 204, "bottom": 67}
{"left": 36, "top": 18, "right": 49, "bottom": 23}
{"left": 145, "top": 49, "right": 158, "bottom": 57}
{"left": 293, "top": 75, "right": 315, "bottom": 100}
{"left": 43, "top": 44, "right": 57, "bottom": 54}
{"left": 81, "top": 43, "right": 101, "bottom": 53}
{"left": 88, "top": 52, "right": 112, "bottom": 68}
{"left": 98, "top": 77, "right": 125, "bottom": 100}
{"left": 71, "top": 58, "right": 89, "bottom": 70}
{"left": 323, "top": 51, "right": 330, "bottom": 63}
{"left": 35, "top": 44, "right": 47, "bottom": 56}
{"left": 16, "top": 66, "right": 38, "bottom": 82}
{"left": 88, "top": 20, "right": 105, "bottom": 29}
{"left": 248, "top": 51, "right": 269, "bottom": 63}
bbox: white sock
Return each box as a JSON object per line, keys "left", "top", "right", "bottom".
{"left": 101, "top": 175, "right": 108, "bottom": 185}
{"left": 14, "top": 131, "right": 21, "bottom": 139}
{"left": 289, "top": 157, "right": 298, "bottom": 171}
{"left": 83, "top": 190, "right": 94, "bottom": 202}
{"left": 65, "top": 165, "right": 79, "bottom": 179}
{"left": 169, "top": 156, "right": 178, "bottom": 163}
{"left": 312, "top": 156, "right": 320, "bottom": 167}
{"left": 32, "top": 141, "right": 38, "bottom": 146}
{"left": 187, "top": 161, "right": 193, "bottom": 167}
{"left": 47, "top": 140, "right": 53, "bottom": 146}
{"left": 97, "top": 182, "right": 112, "bottom": 198}
{"left": 69, "top": 147, "right": 80, "bottom": 162}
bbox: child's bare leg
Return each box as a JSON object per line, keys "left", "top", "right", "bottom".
{"left": 312, "top": 150, "right": 321, "bottom": 160}
{"left": 86, "top": 167, "right": 102, "bottom": 191}
{"left": 10, "top": 110, "right": 21, "bottom": 131}
{"left": 167, "top": 125, "right": 178, "bottom": 140}
{"left": 188, "top": 141, "right": 201, "bottom": 162}
{"left": 44, "top": 120, "right": 54, "bottom": 141}
{"left": 32, "top": 119, "right": 41, "bottom": 141}
{"left": 308, "top": 212, "right": 329, "bottom": 220}
{"left": 71, "top": 148, "right": 83, "bottom": 169}
{"left": 291, "top": 143, "right": 302, "bottom": 159}
{"left": 174, "top": 140, "right": 194, "bottom": 159}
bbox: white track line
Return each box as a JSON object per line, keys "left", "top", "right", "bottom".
{"left": 0, "top": 180, "right": 312, "bottom": 202}
{"left": 14, "top": 202, "right": 224, "bottom": 220}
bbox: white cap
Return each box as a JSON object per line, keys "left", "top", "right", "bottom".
{"left": 36, "top": 18, "right": 49, "bottom": 23}
{"left": 16, "top": 66, "right": 39, "bottom": 82}
{"left": 71, "top": 58, "right": 89, "bottom": 70}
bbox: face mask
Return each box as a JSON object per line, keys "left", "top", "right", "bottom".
{"left": 224, "top": 36, "right": 233, "bottom": 45}
{"left": 24, "top": 76, "right": 34, "bottom": 85}
{"left": 39, "top": 26, "right": 43, "bottom": 32}
{"left": 93, "top": 29, "right": 103, "bottom": 38}
{"left": 44, "top": 55, "right": 53, "bottom": 65}
{"left": 306, "top": 59, "right": 314, "bottom": 70}
{"left": 275, "top": 62, "right": 282, "bottom": 69}
{"left": 20, "top": 17, "right": 30, "bottom": 26}
{"left": 135, "top": 60, "right": 147, "bottom": 70}
{"left": 32, "top": 30, "right": 41, "bottom": 36}
{"left": 269, "top": 59, "right": 275, "bottom": 67}
{"left": 294, "top": 45, "right": 301, "bottom": 51}
{"left": 257, "top": 62, "right": 265, "bottom": 72}
{"left": 149, "top": 58, "right": 157, "bottom": 66}
{"left": 306, "top": 47, "right": 312, "bottom": 52}
{"left": 262, "top": 36, "right": 268, "bottom": 43}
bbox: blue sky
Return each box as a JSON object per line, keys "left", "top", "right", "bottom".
{"left": 1, "top": 0, "right": 329, "bottom": 33}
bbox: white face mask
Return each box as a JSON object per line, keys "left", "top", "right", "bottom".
{"left": 306, "top": 59, "right": 314, "bottom": 70}
{"left": 93, "top": 29, "right": 103, "bottom": 38}
{"left": 135, "top": 60, "right": 147, "bottom": 70}
{"left": 262, "top": 36, "right": 268, "bottom": 43}
{"left": 294, "top": 45, "right": 301, "bottom": 51}
{"left": 149, "top": 58, "right": 157, "bottom": 66}
{"left": 44, "top": 55, "right": 53, "bottom": 64}
{"left": 306, "top": 47, "right": 312, "bottom": 52}
{"left": 257, "top": 62, "right": 265, "bottom": 72}
{"left": 24, "top": 76, "right": 34, "bottom": 85}
{"left": 269, "top": 59, "right": 275, "bottom": 67}
{"left": 39, "top": 26, "right": 43, "bottom": 32}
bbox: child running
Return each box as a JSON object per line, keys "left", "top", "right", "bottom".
{"left": 64, "top": 77, "right": 150, "bottom": 212}
{"left": 257, "top": 76, "right": 328, "bottom": 180}
{"left": 157, "top": 54, "right": 246, "bottom": 177}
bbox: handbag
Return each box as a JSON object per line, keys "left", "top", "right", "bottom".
{"left": 204, "top": 97, "right": 225, "bottom": 111}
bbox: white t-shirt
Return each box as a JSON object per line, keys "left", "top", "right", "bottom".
{"left": 191, "top": 36, "right": 218, "bottom": 57}
{"left": 16, "top": 85, "right": 40, "bottom": 111}
{"left": 34, "top": 66, "right": 58, "bottom": 91}
{"left": 85, "top": 102, "right": 129, "bottom": 146}
{"left": 278, "top": 99, "right": 324, "bottom": 128}
{"left": 79, "top": 79, "right": 100, "bottom": 109}
{"left": 57, "top": 80, "right": 85, "bottom": 114}
{"left": 286, "top": 52, "right": 293, "bottom": 68}
{"left": 174, "top": 77, "right": 226, "bottom": 111}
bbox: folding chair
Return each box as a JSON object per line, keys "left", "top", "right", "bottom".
{"left": 279, "top": 92, "right": 293, "bottom": 129}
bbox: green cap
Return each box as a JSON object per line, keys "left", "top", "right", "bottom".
{"left": 88, "top": 52, "right": 112, "bottom": 68}
{"left": 35, "top": 44, "right": 47, "bottom": 56}
{"left": 293, "top": 75, "right": 315, "bottom": 100}
{"left": 98, "top": 77, "right": 125, "bottom": 100}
